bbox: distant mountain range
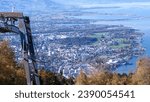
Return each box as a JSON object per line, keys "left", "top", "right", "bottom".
{"left": 0, "top": 0, "right": 150, "bottom": 13}
{"left": 0, "top": 0, "right": 63, "bottom": 13}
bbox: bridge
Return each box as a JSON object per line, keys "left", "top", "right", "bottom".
{"left": 0, "top": 12, "right": 40, "bottom": 85}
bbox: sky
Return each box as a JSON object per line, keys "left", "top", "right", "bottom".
{"left": 1, "top": 0, "right": 150, "bottom": 12}
{"left": 53, "top": 0, "right": 150, "bottom": 4}
{"left": 52, "top": 0, "right": 150, "bottom": 8}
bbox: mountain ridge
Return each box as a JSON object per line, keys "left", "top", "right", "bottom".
{"left": 0, "top": 0, "right": 62, "bottom": 12}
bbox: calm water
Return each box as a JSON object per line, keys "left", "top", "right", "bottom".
{"left": 75, "top": 3, "right": 150, "bottom": 73}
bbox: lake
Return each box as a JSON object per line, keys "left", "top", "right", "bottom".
{"left": 74, "top": 2, "right": 150, "bottom": 74}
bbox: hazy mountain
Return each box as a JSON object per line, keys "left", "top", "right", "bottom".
{"left": 1, "top": 0, "right": 149, "bottom": 12}
{"left": 0, "top": 0, "right": 63, "bottom": 13}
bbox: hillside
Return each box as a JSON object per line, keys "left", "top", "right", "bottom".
{"left": 0, "top": 41, "right": 74, "bottom": 85}
{"left": 0, "top": 41, "right": 26, "bottom": 84}
{"left": 76, "top": 57, "right": 150, "bottom": 85}
{"left": 0, "top": 41, "right": 150, "bottom": 85}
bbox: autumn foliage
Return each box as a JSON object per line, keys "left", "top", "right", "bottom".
{"left": 132, "top": 57, "right": 150, "bottom": 84}
{"left": 0, "top": 41, "right": 150, "bottom": 85}
{"left": 76, "top": 57, "right": 150, "bottom": 85}
{"left": 0, "top": 41, "right": 26, "bottom": 84}
{"left": 0, "top": 41, "right": 74, "bottom": 85}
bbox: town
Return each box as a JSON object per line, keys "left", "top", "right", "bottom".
{"left": 0, "top": 13, "right": 145, "bottom": 78}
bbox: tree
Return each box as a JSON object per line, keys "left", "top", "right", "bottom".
{"left": 0, "top": 41, "right": 26, "bottom": 84}
{"left": 76, "top": 70, "right": 87, "bottom": 85}
{"left": 132, "top": 57, "right": 150, "bottom": 85}
{"left": 0, "top": 41, "right": 74, "bottom": 85}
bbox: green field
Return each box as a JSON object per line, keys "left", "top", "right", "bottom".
{"left": 111, "top": 44, "right": 130, "bottom": 49}
{"left": 88, "top": 32, "right": 109, "bottom": 45}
